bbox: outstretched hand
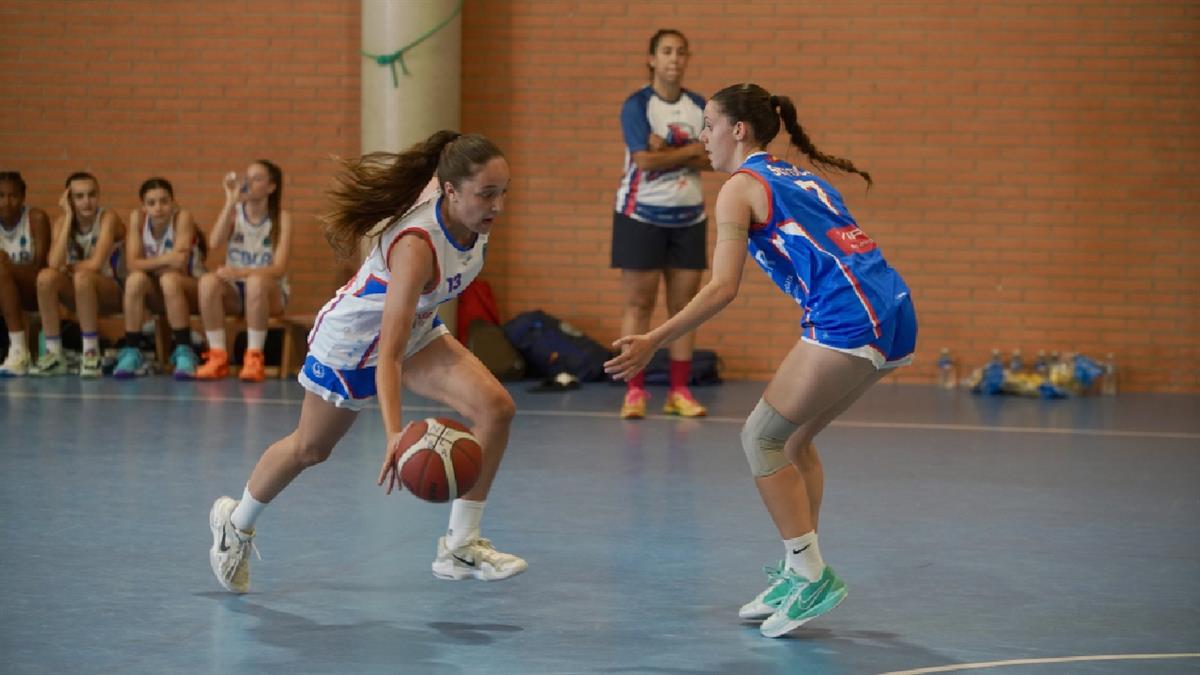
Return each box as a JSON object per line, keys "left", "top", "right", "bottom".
{"left": 377, "top": 422, "right": 415, "bottom": 494}
{"left": 604, "top": 334, "right": 657, "bottom": 382}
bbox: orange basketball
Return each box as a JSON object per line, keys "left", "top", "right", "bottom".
{"left": 396, "top": 417, "right": 483, "bottom": 503}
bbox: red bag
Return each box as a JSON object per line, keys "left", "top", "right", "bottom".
{"left": 456, "top": 279, "right": 501, "bottom": 344}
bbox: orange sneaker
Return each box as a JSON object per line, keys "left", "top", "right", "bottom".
{"left": 663, "top": 388, "right": 707, "bottom": 417}
{"left": 195, "top": 348, "right": 230, "bottom": 380}
{"left": 239, "top": 349, "right": 266, "bottom": 382}
{"left": 620, "top": 387, "right": 649, "bottom": 419}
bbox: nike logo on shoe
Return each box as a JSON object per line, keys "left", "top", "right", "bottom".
{"left": 218, "top": 529, "right": 230, "bottom": 553}
{"left": 452, "top": 553, "right": 477, "bottom": 567}
{"left": 791, "top": 544, "right": 811, "bottom": 555}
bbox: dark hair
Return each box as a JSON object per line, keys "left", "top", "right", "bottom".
{"left": 63, "top": 172, "right": 101, "bottom": 261}
{"left": 136, "top": 176, "right": 207, "bottom": 258}
{"left": 0, "top": 171, "right": 25, "bottom": 196}
{"left": 324, "top": 130, "right": 505, "bottom": 258}
{"left": 253, "top": 159, "right": 283, "bottom": 252}
{"left": 711, "top": 83, "right": 872, "bottom": 186}
{"left": 138, "top": 177, "right": 174, "bottom": 200}
{"left": 646, "top": 29, "right": 688, "bottom": 79}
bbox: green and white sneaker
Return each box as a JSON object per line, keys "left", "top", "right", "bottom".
{"left": 432, "top": 536, "right": 527, "bottom": 581}
{"left": 29, "top": 350, "right": 70, "bottom": 376}
{"left": 79, "top": 350, "right": 103, "bottom": 378}
{"left": 0, "top": 348, "right": 30, "bottom": 377}
{"left": 739, "top": 561, "right": 796, "bottom": 620}
{"left": 759, "top": 566, "right": 848, "bottom": 638}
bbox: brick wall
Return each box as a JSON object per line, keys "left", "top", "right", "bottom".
{"left": 461, "top": 1, "right": 1200, "bottom": 392}
{"left": 1, "top": 0, "right": 360, "bottom": 315}
{"left": 3, "top": 1, "right": 1197, "bottom": 391}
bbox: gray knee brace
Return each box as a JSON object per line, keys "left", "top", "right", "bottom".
{"left": 740, "top": 399, "right": 798, "bottom": 477}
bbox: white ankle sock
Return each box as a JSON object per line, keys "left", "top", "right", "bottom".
{"left": 784, "top": 532, "right": 825, "bottom": 582}
{"left": 230, "top": 486, "right": 267, "bottom": 532}
{"left": 248, "top": 329, "right": 267, "bottom": 351}
{"left": 446, "top": 499, "right": 485, "bottom": 549}
{"left": 44, "top": 335, "right": 63, "bottom": 354}
{"left": 206, "top": 329, "right": 226, "bottom": 352}
{"left": 82, "top": 333, "right": 99, "bottom": 353}
{"left": 8, "top": 331, "right": 26, "bottom": 355}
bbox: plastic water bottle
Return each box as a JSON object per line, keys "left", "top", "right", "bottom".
{"left": 937, "top": 347, "right": 956, "bottom": 389}
{"left": 1009, "top": 348, "right": 1023, "bottom": 373}
{"left": 1101, "top": 353, "right": 1118, "bottom": 396}
{"left": 1034, "top": 350, "right": 1048, "bottom": 375}
{"left": 989, "top": 348, "right": 1003, "bottom": 369}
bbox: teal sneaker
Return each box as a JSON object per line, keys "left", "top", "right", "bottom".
{"left": 29, "top": 350, "right": 70, "bottom": 376}
{"left": 759, "top": 566, "right": 848, "bottom": 638}
{"left": 171, "top": 344, "right": 198, "bottom": 380}
{"left": 739, "top": 561, "right": 796, "bottom": 620}
{"left": 112, "top": 346, "right": 145, "bottom": 379}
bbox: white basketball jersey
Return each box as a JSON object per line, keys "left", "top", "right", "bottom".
{"left": 225, "top": 203, "right": 288, "bottom": 295}
{"left": 68, "top": 208, "right": 122, "bottom": 278}
{"left": 0, "top": 206, "right": 34, "bottom": 264}
{"left": 307, "top": 195, "right": 487, "bottom": 369}
{"left": 143, "top": 212, "right": 204, "bottom": 277}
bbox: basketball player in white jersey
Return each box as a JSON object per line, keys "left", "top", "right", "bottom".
{"left": 30, "top": 172, "right": 126, "bottom": 377}
{"left": 195, "top": 160, "right": 291, "bottom": 382}
{"left": 208, "top": 131, "right": 527, "bottom": 594}
{"left": 0, "top": 171, "right": 51, "bottom": 376}
{"left": 116, "top": 177, "right": 205, "bottom": 378}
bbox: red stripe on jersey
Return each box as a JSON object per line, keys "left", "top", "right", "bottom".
{"left": 733, "top": 169, "right": 773, "bottom": 231}
{"left": 388, "top": 227, "right": 440, "bottom": 294}
{"left": 356, "top": 334, "right": 380, "bottom": 369}
{"left": 623, "top": 169, "right": 641, "bottom": 216}
{"left": 782, "top": 219, "right": 883, "bottom": 339}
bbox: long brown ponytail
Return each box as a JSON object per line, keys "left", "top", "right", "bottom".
{"left": 711, "top": 83, "right": 872, "bottom": 186}
{"left": 323, "top": 130, "right": 504, "bottom": 258}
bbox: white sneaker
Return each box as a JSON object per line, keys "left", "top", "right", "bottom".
{"left": 0, "top": 349, "right": 30, "bottom": 377}
{"left": 432, "top": 536, "right": 527, "bottom": 581}
{"left": 208, "top": 497, "right": 257, "bottom": 593}
{"left": 739, "top": 561, "right": 796, "bottom": 620}
{"left": 79, "top": 350, "right": 102, "bottom": 379}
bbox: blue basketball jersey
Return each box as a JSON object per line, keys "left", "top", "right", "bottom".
{"left": 614, "top": 86, "right": 706, "bottom": 227}
{"left": 737, "top": 152, "right": 911, "bottom": 348}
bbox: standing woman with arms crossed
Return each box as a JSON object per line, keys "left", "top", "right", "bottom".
{"left": 606, "top": 84, "right": 917, "bottom": 637}
{"left": 195, "top": 160, "right": 291, "bottom": 382}
{"left": 30, "top": 172, "right": 125, "bottom": 377}
{"left": 208, "top": 131, "right": 526, "bottom": 594}
{"left": 611, "top": 29, "right": 711, "bottom": 419}
{"left": 0, "top": 171, "right": 51, "bottom": 376}
{"left": 116, "top": 178, "right": 205, "bottom": 378}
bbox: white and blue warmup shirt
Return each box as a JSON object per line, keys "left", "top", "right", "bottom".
{"left": 614, "top": 85, "right": 706, "bottom": 227}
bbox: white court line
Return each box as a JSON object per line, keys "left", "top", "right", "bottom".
{"left": 879, "top": 652, "right": 1200, "bottom": 674}
{"left": 4, "top": 389, "right": 1200, "bottom": 440}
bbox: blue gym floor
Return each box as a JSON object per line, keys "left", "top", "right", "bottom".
{"left": 1, "top": 376, "right": 1198, "bottom": 674}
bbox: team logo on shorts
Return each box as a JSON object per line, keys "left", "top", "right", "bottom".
{"left": 311, "top": 362, "right": 325, "bottom": 378}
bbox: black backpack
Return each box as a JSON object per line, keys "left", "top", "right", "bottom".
{"left": 503, "top": 310, "right": 613, "bottom": 382}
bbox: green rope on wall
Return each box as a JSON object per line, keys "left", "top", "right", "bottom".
{"left": 360, "top": 0, "right": 464, "bottom": 87}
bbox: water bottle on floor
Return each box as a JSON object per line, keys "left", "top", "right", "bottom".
{"left": 1101, "top": 353, "right": 1118, "bottom": 396}
{"left": 937, "top": 347, "right": 956, "bottom": 389}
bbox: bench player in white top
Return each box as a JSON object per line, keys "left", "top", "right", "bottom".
{"left": 0, "top": 171, "right": 51, "bottom": 376}
{"left": 30, "top": 172, "right": 126, "bottom": 377}
{"left": 116, "top": 177, "right": 206, "bottom": 378}
{"left": 208, "top": 131, "right": 527, "bottom": 594}
{"left": 607, "top": 83, "right": 918, "bottom": 638}
{"left": 196, "top": 160, "right": 291, "bottom": 382}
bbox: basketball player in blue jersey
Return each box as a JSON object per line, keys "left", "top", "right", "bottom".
{"left": 208, "top": 131, "right": 527, "bottom": 594}
{"left": 606, "top": 83, "right": 918, "bottom": 638}
{"left": 195, "top": 160, "right": 291, "bottom": 382}
{"left": 30, "top": 172, "right": 126, "bottom": 377}
{"left": 115, "top": 178, "right": 205, "bottom": 378}
{"left": 611, "top": 29, "right": 712, "bottom": 419}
